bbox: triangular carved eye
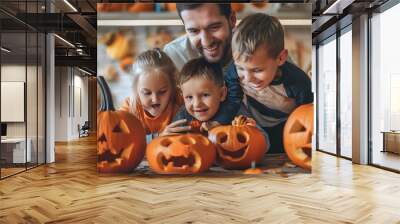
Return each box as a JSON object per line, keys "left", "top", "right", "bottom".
{"left": 98, "top": 133, "right": 107, "bottom": 142}
{"left": 289, "top": 120, "right": 306, "bottom": 133}
{"left": 112, "top": 120, "right": 130, "bottom": 133}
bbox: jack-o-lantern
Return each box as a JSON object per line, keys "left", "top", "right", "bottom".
{"left": 146, "top": 134, "right": 216, "bottom": 174}
{"left": 283, "top": 103, "right": 313, "bottom": 170}
{"left": 97, "top": 76, "right": 146, "bottom": 173}
{"left": 208, "top": 115, "right": 267, "bottom": 169}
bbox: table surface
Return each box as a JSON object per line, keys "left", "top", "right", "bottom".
{"left": 381, "top": 131, "right": 400, "bottom": 134}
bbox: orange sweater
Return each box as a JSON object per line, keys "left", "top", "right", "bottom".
{"left": 120, "top": 93, "right": 183, "bottom": 134}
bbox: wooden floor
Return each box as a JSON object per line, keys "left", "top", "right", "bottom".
{"left": 1, "top": 136, "right": 400, "bottom": 223}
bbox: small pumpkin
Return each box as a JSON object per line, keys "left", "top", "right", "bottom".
{"left": 104, "top": 64, "right": 119, "bottom": 82}
{"left": 283, "top": 103, "right": 313, "bottom": 170}
{"left": 146, "top": 134, "right": 216, "bottom": 174}
{"left": 97, "top": 3, "right": 126, "bottom": 12}
{"left": 127, "top": 3, "right": 154, "bottom": 12}
{"left": 208, "top": 115, "right": 267, "bottom": 169}
{"left": 146, "top": 29, "right": 173, "bottom": 49}
{"left": 231, "top": 3, "right": 244, "bottom": 12}
{"left": 103, "top": 32, "right": 135, "bottom": 61}
{"left": 97, "top": 76, "right": 146, "bottom": 173}
{"left": 165, "top": 3, "right": 176, "bottom": 12}
{"left": 119, "top": 56, "right": 134, "bottom": 72}
{"left": 251, "top": 3, "right": 269, "bottom": 9}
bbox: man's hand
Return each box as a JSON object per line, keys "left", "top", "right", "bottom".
{"left": 160, "top": 119, "right": 191, "bottom": 136}
{"left": 200, "top": 121, "right": 221, "bottom": 132}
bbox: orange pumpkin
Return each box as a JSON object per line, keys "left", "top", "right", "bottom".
{"left": 146, "top": 134, "right": 216, "bottom": 174}
{"left": 119, "top": 56, "right": 134, "bottom": 72}
{"left": 208, "top": 115, "right": 267, "bottom": 169}
{"left": 252, "top": 3, "right": 269, "bottom": 9}
{"left": 97, "top": 76, "right": 146, "bottom": 173}
{"left": 283, "top": 103, "right": 313, "bottom": 170}
{"left": 103, "top": 32, "right": 135, "bottom": 61}
{"left": 231, "top": 3, "right": 244, "bottom": 12}
{"left": 127, "top": 3, "right": 154, "bottom": 12}
{"left": 97, "top": 3, "right": 126, "bottom": 12}
{"left": 243, "top": 168, "right": 264, "bottom": 174}
{"left": 104, "top": 64, "right": 119, "bottom": 82}
{"left": 165, "top": 3, "right": 176, "bottom": 12}
{"left": 146, "top": 29, "right": 173, "bottom": 49}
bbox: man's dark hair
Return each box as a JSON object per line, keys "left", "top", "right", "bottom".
{"left": 176, "top": 3, "right": 232, "bottom": 20}
{"left": 178, "top": 57, "right": 225, "bottom": 87}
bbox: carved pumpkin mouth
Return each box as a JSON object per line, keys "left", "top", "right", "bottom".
{"left": 97, "top": 144, "right": 134, "bottom": 167}
{"left": 158, "top": 151, "right": 200, "bottom": 171}
{"left": 295, "top": 143, "right": 312, "bottom": 164}
{"left": 98, "top": 148, "right": 123, "bottom": 163}
{"left": 217, "top": 146, "right": 248, "bottom": 161}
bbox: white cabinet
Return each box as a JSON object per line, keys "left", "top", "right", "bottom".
{"left": 1, "top": 138, "right": 32, "bottom": 163}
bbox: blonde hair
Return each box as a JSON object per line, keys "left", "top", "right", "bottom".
{"left": 232, "top": 13, "right": 284, "bottom": 62}
{"left": 129, "top": 48, "right": 178, "bottom": 114}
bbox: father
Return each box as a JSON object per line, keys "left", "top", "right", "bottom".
{"left": 164, "top": 3, "right": 236, "bottom": 71}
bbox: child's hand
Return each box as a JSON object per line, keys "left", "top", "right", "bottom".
{"left": 200, "top": 121, "right": 220, "bottom": 132}
{"left": 160, "top": 119, "right": 191, "bottom": 136}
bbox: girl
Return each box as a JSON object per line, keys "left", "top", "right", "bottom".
{"left": 120, "top": 48, "right": 189, "bottom": 139}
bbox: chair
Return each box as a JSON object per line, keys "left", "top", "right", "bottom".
{"left": 79, "top": 121, "right": 90, "bottom": 138}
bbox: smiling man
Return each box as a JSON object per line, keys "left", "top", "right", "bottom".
{"left": 164, "top": 3, "right": 235, "bottom": 71}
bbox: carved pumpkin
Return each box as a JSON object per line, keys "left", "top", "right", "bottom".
{"left": 146, "top": 134, "right": 216, "bottom": 174}
{"left": 97, "top": 76, "right": 146, "bottom": 173}
{"left": 208, "top": 115, "right": 267, "bottom": 169}
{"left": 283, "top": 103, "right": 313, "bottom": 170}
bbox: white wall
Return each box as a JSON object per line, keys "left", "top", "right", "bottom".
{"left": 55, "top": 67, "right": 89, "bottom": 141}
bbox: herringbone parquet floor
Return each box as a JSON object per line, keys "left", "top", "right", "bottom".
{"left": 1, "top": 135, "right": 400, "bottom": 223}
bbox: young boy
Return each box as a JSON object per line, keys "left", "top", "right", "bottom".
{"left": 162, "top": 57, "right": 270, "bottom": 156}
{"left": 227, "top": 13, "right": 313, "bottom": 154}
{"left": 161, "top": 57, "right": 228, "bottom": 135}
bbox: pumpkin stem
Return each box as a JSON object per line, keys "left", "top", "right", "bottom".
{"left": 97, "top": 76, "right": 115, "bottom": 111}
{"left": 232, "top": 115, "right": 257, "bottom": 127}
{"left": 97, "top": 78, "right": 105, "bottom": 111}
